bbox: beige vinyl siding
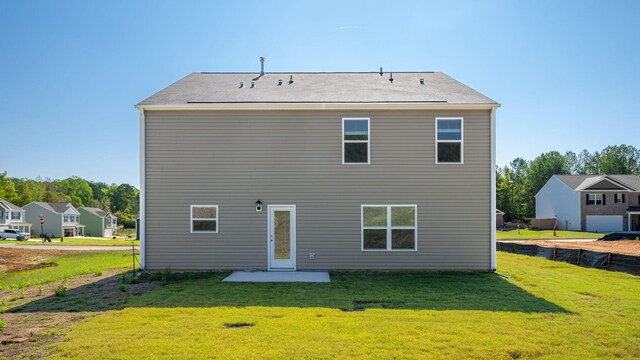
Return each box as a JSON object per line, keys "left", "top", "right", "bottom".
{"left": 144, "top": 109, "right": 491, "bottom": 270}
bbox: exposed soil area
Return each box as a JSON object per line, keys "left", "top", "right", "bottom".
{"left": 502, "top": 240, "right": 640, "bottom": 256}
{"left": 0, "top": 248, "right": 66, "bottom": 273}
{"left": 0, "top": 269, "right": 161, "bottom": 359}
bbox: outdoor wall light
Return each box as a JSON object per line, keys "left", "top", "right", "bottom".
{"left": 256, "top": 200, "right": 263, "bottom": 212}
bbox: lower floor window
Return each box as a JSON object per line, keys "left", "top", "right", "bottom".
{"left": 362, "top": 205, "right": 417, "bottom": 251}
{"left": 190, "top": 205, "right": 218, "bottom": 233}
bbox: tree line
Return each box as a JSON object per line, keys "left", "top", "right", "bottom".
{"left": 497, "top": 144, "right": 640, "bottom": 222}
{"left": 0, "top": 173, "right": 139, "bottom": 228}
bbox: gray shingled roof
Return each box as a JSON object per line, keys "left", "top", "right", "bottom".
{"left": 79, "top": 207, "right": 109, "bottom": 218}
{"left": 31, "top": 202, "right": 74, "bottom": 214}
{"left": 138, "top": 72, "right": 497, "bottom": 106}
{"left": 555, "top": 175, "right": 640, "bottom": 191}
{"left": 0, "top": 199, "right": 23, "bottom": 211}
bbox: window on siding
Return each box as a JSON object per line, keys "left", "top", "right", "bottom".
{"left": 436, "top": 118, "right": 463, "bottom": 164}
{"left": 362, "top": 205, "right": 417, "bottom": 251}
{"left": 190, "top": 205, "right": 218, "bottom": 233}
{"left": 614, "top": 193, "right": 625, "bottom": 203}
{"left": 343, "top": 118, "right": 370, "bottom": 164}
{"left": 11, "top": 212, "right": 21, "bottom": 220}
{"left": 587, "top": 194, "right": 603, "bottom": 205}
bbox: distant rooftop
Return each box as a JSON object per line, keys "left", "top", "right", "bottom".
{"left": 555, "top": 175, "right": 640, "bottom": 191}
{"left": 138, "top": 72, "right": 498, "bottom": 106}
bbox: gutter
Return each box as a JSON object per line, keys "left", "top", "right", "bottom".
{"left": 135, "top": 102, "right": 501, "bottom": 111}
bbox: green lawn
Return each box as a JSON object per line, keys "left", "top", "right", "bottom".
{"left": 42, "top": 253, "right": 640, "bottom": 359}
{"left": 0, "top": 251, "right": 133, "bottom": 290}
{"left": 497, "top": 229, "right": 604, "bottom": 240}
{"left": 1, "top": 237, "right": 139, "bottom": 246}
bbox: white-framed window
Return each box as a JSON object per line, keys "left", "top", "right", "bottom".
{"left": 436, "top": 118, "right": 463, "bottom": 164}
{"left": 361, "top": 205, "right": 417, "bottom": 251}
{"left": 190, "top": 205, "right": 218, "bottom": 233}
{"left": 11, "top": 212, "right": 21, "bottom": 220}
{"left": 614, "top": 193, "right": 625, "bottom": 203}
{"left": 587, "top": 194, "right": 603, "bottom": 205}
{"left": 64, "top": 215, "right": 69, "bottom": 222}
{"left": 342, "top": 118, "right": 370, "bottom": 164}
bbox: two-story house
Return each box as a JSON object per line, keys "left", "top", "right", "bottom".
{"left": 78, "top": 207, "right": 118, "bottom": 237}
{"left": 536, "top": 175, "right": 640, "bottom": 232}
{"left": 23, "top": 202, "right": 85, "bottom": 237}
{"left": 0, "top": 199, "right": 32, "bottom": 234}
{"left": 136, "top": 70, "right": 499, "bottom": 271}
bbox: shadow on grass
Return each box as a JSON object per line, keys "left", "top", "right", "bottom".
{"left": 8, "top": 271, "right": 568, "bottom": 314}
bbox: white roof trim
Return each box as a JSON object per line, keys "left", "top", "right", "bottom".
{"left": 575, "top": 176, "right": 636, "bottom": 191}
{"left": 136, "top": 103, "right": 501, "bottom": 111}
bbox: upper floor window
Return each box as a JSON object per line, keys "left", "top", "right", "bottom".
{"left": 436, "top": 118, "right": 463, "bottom": 164}
{"left": 342, "top": 118, "right": 369, "bottom": 164}
{"left": 191, "top": 205, "right": 218, "bottom": 233}
{"left": 587, "top": 194, "right": 604, "bottom": 205}
{"left": 11, "top": 212, "right": 21, "bottom": 220}
{"left": 614, "top": 193, "right": 625, "bottom": 203}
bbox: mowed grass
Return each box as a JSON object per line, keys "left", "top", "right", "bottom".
{"left": 497, "top": 229, "right": 604, "bottom": 240}
{"left": 0, "top": 251, "right": 133, "bottom": 290}
{"left": 50, "top": 253, "right": 640, "bottom": 359}
{"left": 1, "top": 238, "right": 139, "bottom": 246}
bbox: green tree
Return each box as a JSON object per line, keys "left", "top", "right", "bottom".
{"left": 595, "top": 145, "right": 640, "bottom": 175}
{"left": 58, "top": 177, "right": 93, "bottom": 207}
{"left": 0, "top": 172, "right": 19, "bottom": 203}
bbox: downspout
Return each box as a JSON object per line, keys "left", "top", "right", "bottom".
{"left": 138, "top": 107, "right": 146, "bottom": 269}
{"left": 490, "top": 106, "right": 497, "bottom": 271}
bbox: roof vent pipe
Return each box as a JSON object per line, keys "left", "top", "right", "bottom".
{"left": 239, "top": 81, "right": 244, "bottom": 88}
{"left": 289, "top": 75, "right": 293, "bottom": 84}
{"left": 251, "top": 81, "right": 255, "bottom": 88}
{"left": 379, "top": 67, "right": 383, "bottom": 76}
{"left": 389, "top": 72, "right": 394, "bottom": 83}
{"left": 259, "top": 56, "right": 265, "bottom": 76}
{"left": 419, "top": 78, "right": 424, "bottom": 85}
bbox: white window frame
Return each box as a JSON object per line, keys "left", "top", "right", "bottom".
{"left": 190, "top": 205, "right": 219, "bottom": 233}
{"left": 11, "top": 212, "right": 21, "bottom": 220}
{"left": 342, "top": 118, "right": 370, "bottom": 165}
{"left": 361, "top": 204, "right": 418, "bottom": 252}
{"left": 614, "top": 193, "right": 624, "bottom": 203}
{"left": 588, "top": 194, "right": 603, "bottom": 206}
{"left": 435, "top": 117, "right": 464, "bottom": 164}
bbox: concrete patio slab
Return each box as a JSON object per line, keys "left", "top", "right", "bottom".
{"left": 222, "top": 271, "right": 330, "bottom": 283}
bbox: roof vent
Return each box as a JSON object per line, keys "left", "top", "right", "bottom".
{"left": 239, "top": 81, "right": 244, "bottom": 88}
{"left": 389, "top": 72, "right": 394, "bottom": 83}
{"left": 419, "top": 78, "right": 424, "bottom": 85}
{"left": 260, "top": 56, "right": 265, "bottom": 76}
{"left": 251, "top": 81, "right": 255, "bottom": 88}
{"left": 379, "top": 67, "right": 383, "bottom": 76}
{"left": 278, "top": 79, "right": 283, "bottom": 86}
{"left": 288, "top": 75, "right": 294, "bottom": 84}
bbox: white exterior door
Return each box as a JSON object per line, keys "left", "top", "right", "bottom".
{"left": 586, "top": 215, "right": 623, "bottom": 232}
{"left": 268, "top": 205, "right": 296, "bottom": 270}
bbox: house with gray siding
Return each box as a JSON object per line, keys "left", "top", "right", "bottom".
{"left": 78, "top": 207, "right": 118, "bottom": 237}
{"left": 137, "top": 69, "right": 499, "bottom": 271}
{"left": 0, "top": 199, "right": 31, "bottom": 233}
{"left": 536, "top": 175, "right": 640, "bottom": 232}
{"left": 23, "top": 202, "right": 85, "bottom": 237}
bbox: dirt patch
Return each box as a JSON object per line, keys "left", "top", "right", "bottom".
{"left": 0, "top": 269, "right": 162, "bottom": 359}
{"left": 506, "top": 240, "right": 640, "bottom": 256}
{"left": 0, "top": 248, "right": 66, "bottom": 273}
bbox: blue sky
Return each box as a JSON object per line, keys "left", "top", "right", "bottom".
{"left": 1, "top": 0, "right": 639, "bottom": 187}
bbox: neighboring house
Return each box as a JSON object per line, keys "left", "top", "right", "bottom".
{"left": 23, "top": 202, "right": 85, "bottom": 237}
{"left": 496, "top": 209, "right": 505, "bottom": 228}
{"left": 536, "top": 175, "right": 640, "bottom": 232}
{"left": 136, "top": 70, "right": 499, "bottom": 271}
{"left": 0, "top": 199, "right": 32, "bottom": 233}
{"left": 78, "top": 207, "right": 118, "bottom": 237}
